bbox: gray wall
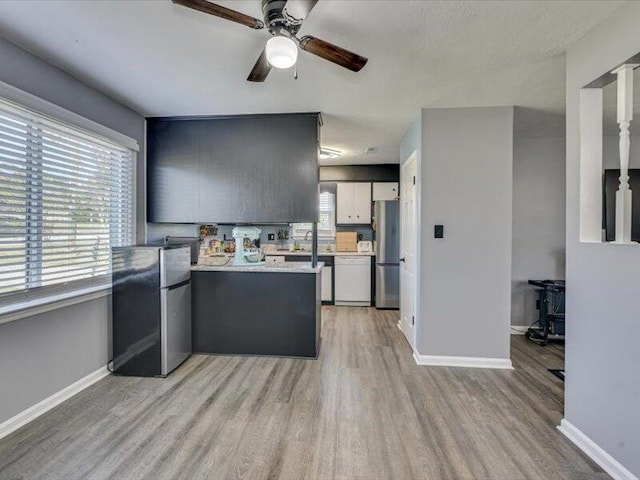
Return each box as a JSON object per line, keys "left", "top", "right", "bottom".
{"left": 0, "top": 297, "right": 112, "bottom": 422}
{"left": 511, "top": 136, "right": 566, "bottom": 327}
{"left": 407, "top": 107, "right": 513, "bottom": 360}
{"left": 319, "top": 164, "right": 399, "bottom": 182}
{"left": 565, "top": 2, "right": 640, "bottom": 476}
{"left": 0, "top": 36, "right": 145, "bottom": 425}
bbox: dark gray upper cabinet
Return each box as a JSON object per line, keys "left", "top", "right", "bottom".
{"left": 147, "top": 113, "right": 320, "bottom": 224}
{"left": 147, "top": 119, "right": 200, "bottom": 223}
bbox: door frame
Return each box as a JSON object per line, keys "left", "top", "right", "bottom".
{"left": 400, "top": 151, "right": 418, "bottom": 350}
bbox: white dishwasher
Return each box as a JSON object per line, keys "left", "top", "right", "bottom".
{"left": 334, "top": 255, "right": 371, "bottom": 306}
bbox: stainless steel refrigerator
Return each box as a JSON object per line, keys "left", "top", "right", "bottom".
{"left": 111, "top": 245, "right": 192, "bottom": 377}
{"left": 375, "top": 201, "right": 400, "bottom": 309}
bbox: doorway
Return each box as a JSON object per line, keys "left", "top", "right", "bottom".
{"left": 400, "top": 152, "right": 417, "bottom": 349}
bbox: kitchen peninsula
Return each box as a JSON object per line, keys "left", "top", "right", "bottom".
{"left": 191, "top": 262, "right": 323, "bottom": 358}
{"left": 146, "top": 112, "right": 324, "bottom": 358}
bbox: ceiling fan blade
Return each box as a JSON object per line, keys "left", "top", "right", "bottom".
{"left": 299, "top": 36, "right": 368, "bottom": 72}
{"left": 172, "top": 0, "right": 264, "bottom": 30}
{"left": 283, "top": 0, "right": 319, "bottom": 23}
{"left": 247, "top": 48, "right": 272, "bottom": 82}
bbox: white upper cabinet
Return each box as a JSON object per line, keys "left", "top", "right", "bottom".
{"left": 336, "top": 183, "right": 354, "bottom": 224}
{"left": 352, "top": 183, "right": 372, "bottom": 223}
{"left": 337, "top": 182, "right": 371, "bottom": 224}
{"left": 372, "top": 182, "right": 399, "bottom": 201}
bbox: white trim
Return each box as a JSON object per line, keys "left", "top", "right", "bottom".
{"left": 0, "top": 79, "right": 139, "bottom": 151}
{"left": 578, "top": 87, "right": 604, "bottom": 243}
{"left": 558, "top": 419, "right": 638, "bottom": 480}
{"left": 0, "top": 366, "right": 110, "bottom": 441}
{"left": 142, "top": 119, "right": 148, "bottom": 244}
{"left": 131, "top": 149, "right": 138, "bottom": 245}
{"left": 335, "top": 301, "right": 371, "bottom": 307}
{"left": 0, "top": 285, "right": 111, "bottom": 326}
{"left": 413, "top": 351, "right": 514, "bottom": 369}
{"left": 510, "top": 325, "right": 529, "bottom": 335}
{"left": 400, "top": 150, "right": 418, "bottom": 350}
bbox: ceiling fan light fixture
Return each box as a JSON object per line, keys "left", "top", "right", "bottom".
{"left": 265, "top": 36, "right": 298, "bottom": 69}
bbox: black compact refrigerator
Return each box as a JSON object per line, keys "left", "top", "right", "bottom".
{"left": 111, "top": 245, "right": 192, "bottom": 377}
{"left": 375, "top": 201, "right": 400, "bottom": 309}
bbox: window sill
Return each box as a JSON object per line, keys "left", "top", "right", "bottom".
{"left": 0, "top": 284, "right": 112, "bottom": 326}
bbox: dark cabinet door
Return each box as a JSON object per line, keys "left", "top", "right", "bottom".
{"left": 197, "top": 115, "right": 318, "bottom": 223}
{"left": 147, "top": 119, "right": 200, "bottom": 223}
{"left": 147, "top": 114, "right": 319, "bottom": 224}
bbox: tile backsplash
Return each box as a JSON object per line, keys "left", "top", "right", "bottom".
{"left": 146, "top": 223, "right": 374, "bottom": 248}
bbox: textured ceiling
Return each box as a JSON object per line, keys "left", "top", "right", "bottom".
{"left": 0, "top": 0, "right": 628, "bottom": 164}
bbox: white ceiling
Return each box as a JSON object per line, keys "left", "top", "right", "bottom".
{"left": 0, "top": 0, "right": 628, "bottom": 164}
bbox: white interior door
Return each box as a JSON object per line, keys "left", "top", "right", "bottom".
{"left": 400, "top": 153, "right": 417, "bottom": 348}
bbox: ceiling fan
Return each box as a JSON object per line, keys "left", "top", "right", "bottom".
{"left": 172, "top": 0, "right": 368, "bottom": 82}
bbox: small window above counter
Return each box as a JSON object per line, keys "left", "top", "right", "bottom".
{"left": 291, "top": 191, "right": 336, "bottom": 239}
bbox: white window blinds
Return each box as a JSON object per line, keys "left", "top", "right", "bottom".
{"left": 291, "top": 191, "right": 336, "bottom": 238}
{"left": 318, "top": 191, "right": 336, "bottom": 236}
{"left": 0, "top": 96, "right": 135, "bottom": 310}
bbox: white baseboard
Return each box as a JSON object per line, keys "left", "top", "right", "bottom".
{"left": 510, "top": 325, "right": 529, "bottom": 335}
{"left": 413, "top": 351, "right": 513, "bottom": 369}
{"left": 558, "top": 419, "right": 637, "bottom": 480}
{"left": 0, "top": 365, "right": 110, "bottom": 441}
{"left": 335, "top": 301, "right": 371, "bottom": 307}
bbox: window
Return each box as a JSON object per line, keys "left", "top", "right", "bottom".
{"left": 291, "top": 191, "right": 336, "bottom": 238}
{"left": 0, "top": 96, "right": 135, "bottom": 312}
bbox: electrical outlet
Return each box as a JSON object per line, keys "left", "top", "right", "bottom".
{"left": 268, "top": 233, "right": 275, "bottom": 241}
{"left": 434, "top": 225, "right": 444, "bottom": 239}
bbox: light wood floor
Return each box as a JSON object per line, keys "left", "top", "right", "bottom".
{"left": 0, "top": 307, "right": 605, "bottom": 480}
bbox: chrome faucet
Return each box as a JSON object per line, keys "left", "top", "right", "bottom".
{"left": 304, "top": 230, "right": 313, "bottom": 241}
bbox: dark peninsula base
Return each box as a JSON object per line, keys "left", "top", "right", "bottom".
{"left": 192, "top": 270, "right": 321, "bottom": 358}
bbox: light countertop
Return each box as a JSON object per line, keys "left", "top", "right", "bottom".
{"left": 264, "top": 250, "right": 375, "bottom": 257}
{"left": 192, "top": 262, "right": 324, "bottom": 274}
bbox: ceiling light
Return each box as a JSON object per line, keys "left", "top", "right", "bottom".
{"left": 319, "top": 147, "right": 342, "bottom": 160}
{"left": 265, "top": 36, "right": 298, "bottom": 69}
